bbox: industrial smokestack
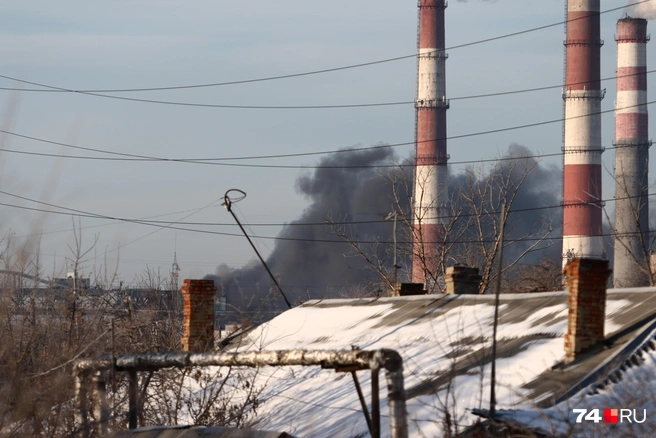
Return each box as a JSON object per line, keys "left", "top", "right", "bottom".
{"left": 613, "top": 17, "right": 651, "bottom": 287}
{"left": 412, "top": 0, "right": 449, "bottom": 285}
{"left": 562, "top": 0, "right": 605, "bottom": 266}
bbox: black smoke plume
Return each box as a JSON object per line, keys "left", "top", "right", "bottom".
{"left": 207, "top": 143, "right": 563, "bottom": 320}
{"left": 208, "top": 147, "right": 403, "bottom": 319}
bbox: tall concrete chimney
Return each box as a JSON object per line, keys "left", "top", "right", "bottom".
{"left": 613, "top": 17, "right": 651, "bottom": 287}
{"left": 412, "top": 0, "right": 449, "bottom": 285}
{"left": 562, "top": 0, "right": 605, "bottom": 266}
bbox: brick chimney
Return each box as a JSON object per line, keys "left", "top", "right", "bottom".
{"left": 564, "top": 258, "right": 612, "bottom": 362}
{"left": 391, "top": 283, "right": 426, "bottom": 297}
{"left": 181, "top": 279, "right": 216, "bottom": 352}
{"left": 445, "top": 266, "right": 481, "bottom": 295}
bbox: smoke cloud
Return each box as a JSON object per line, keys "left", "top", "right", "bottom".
{"left": 208, "top": 146, "right": 404, "bottom": 317}
{"left": 627, "top": 0, "right": 656, "bottom": 19}
{"left": 447, "top": 144, "right": 562, "bottom": 266}
{"left": 208, "top": 143, "right": 563, "bottom": 320}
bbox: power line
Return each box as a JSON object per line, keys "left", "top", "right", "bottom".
{"left": 1, "top": 194, "right": 650, "bottom": 245}
{"left": 0, "top": 1, "right": 643, "bottom": 94}
{"left": 1, "top": 69, "right": 653, "bottom": 110}
{"left": 0, "top": 189, "right": 617, "bottom": 228}
{"left": 0, "top": 100, "right": 653, "bottom": 168}
{"left": 0, "top": 144, "right": 555, "bottom": 166}
{"left": 0, "top": 188, "right": 652, "bottom": 245}
{"left": 0, "top": 83, "right": 413, "bottom": 109}
{"left": 29, "top": 250, "right": 226, "bottom": 267}
{"left": 0, "top": 144, "right": 637, "bottom": 168}
{"left": 450, "top": 69, "right": 656, "bottom": 101}
{"left": 11, "top": 205, "right": 222, "bottom": 238}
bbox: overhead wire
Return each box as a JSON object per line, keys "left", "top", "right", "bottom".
{"left": 449, "top": 70, "right": 656, "bottom": 101}
{"left": 0, "top": 1, "right": 644, "bottom": 95}
{"left": 0, "top": 194, "right": 650, "bottom": 245}
{"left": 0, "top": 7, "right": 646, "bottom": 227}
{"left": 95, "top": 197, "right": 223, "bottom": 257}
{"left": 0, "top": 196, "right": 559, "bottom": 229}
{"left": 0, "top": 3, "right": 646, "bottom": 284}
{"left": 0, "top": 187, "right": 222, "bottom": 256}
{"left": 0, "top": 188, "right": 651, "bottom": 245}
{"left": 0, "top": 69, "right": 653, "bottom": 110}
{"left": 0, "top": 143, "right": 634, "bottom": 168}
{"left": 0, "top": 189, "right": 626, "bottom": 228}
{"left": 0, "top": 99, "right": 653, "bottom": 169}
{"left": 11, "top": 204, "right": 223, "bottom": 239}
{"left": 31, "top": 250, "right": 224, "bottom": 267}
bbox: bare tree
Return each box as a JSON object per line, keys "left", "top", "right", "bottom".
{"left": 329, "top": 215, "right": 397, "bottom": 294}
{"left": 507, "top": 257, "right": 563, "bottom": 293}
{"left": 136, "top": 365, "right": 264, "bottom": 430}
{"left": 0, "top": 218, "right": 268, "bottom": 435}
{"left": 330, "top": 151, "right": 556, "bottom": 295}
{"left": 452, "top": 155, "right": 555, "bottom": 294}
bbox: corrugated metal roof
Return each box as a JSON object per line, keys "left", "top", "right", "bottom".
{"left": 474, "top": 324, "right": 656, "bottom": 436}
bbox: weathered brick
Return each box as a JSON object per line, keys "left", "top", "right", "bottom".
{"left": 564, "top": 258, "right": 611, "bottom": 361}
{"left": 180, "top": 279, "right": 217, "bottom": 352}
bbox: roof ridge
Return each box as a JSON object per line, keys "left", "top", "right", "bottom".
{"left": 587, "top": 329, "right": 656, "bottom": 395}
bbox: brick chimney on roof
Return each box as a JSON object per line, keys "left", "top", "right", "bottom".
{"left": 564, "top": 258, "right": 612, "bottom": 362}
{"left": 181, "top": 279, "right": 216, "bottom": 352}
{"left": 445, "top": 266, "right": 481, "bottom": 295}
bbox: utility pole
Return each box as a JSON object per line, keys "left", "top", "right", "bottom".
{"left": 490, "top": 202, "right": 507, "bottom": 423}
{"left": 385, "top": 212, "right": 402, "bottom": 286}
{"left": 223, "top": 189, "right": 292, "bottom": 309}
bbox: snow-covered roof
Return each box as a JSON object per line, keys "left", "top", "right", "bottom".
{"left": 476, "top": 325, "right": 656, "bottom": 437}
{"left": 107, "top": 425, "right": 294, "bottom": 438}
{"left": 227, "top": 288, "right": 656, "bottom": 437}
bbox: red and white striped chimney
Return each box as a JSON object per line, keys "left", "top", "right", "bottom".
{"left": 412, "top": 0, "right": 449, "bottom": 285}
{"left": 562, "top": 0, "right": 605, "bottom": 266}
{"left": 613, "top": 17, "right": 651, "bottom": 287}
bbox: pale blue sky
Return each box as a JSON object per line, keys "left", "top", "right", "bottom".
{"left": 0, "top": 0, "right": 649, "bottom": 284}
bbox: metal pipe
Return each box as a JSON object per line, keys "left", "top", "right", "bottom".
{"left": 128, "top": 370, "right": 138, "bottom": 429}
{"left": 76, "top": 349, "right": 397, "bottom": 373}
{"left": 385, "top": 368, "right": 407, "bottom": 438}
{"left": 371, "top": 367, "right": 381, "bottom": 438}
{"left": 93, "top": 370, "right": 109, "bottom": 435}
{"left": 351, "top": 370, "right": 373, "bottom": 436}
{"left": 74, "top": 349, "right": 408, "bottom": 438}
{"left": 74, "top": 371, "right": 89, "bottom": 437}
